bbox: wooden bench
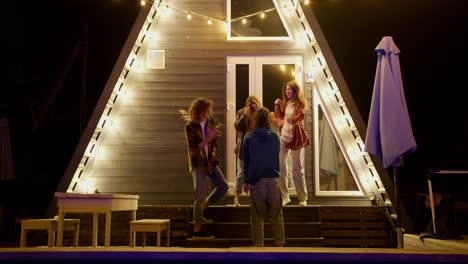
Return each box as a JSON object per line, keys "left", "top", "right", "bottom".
{"left": 20, "top": 218, "right": 80, "bottom": 247}
{"left": 130, "top": 219, "right": 170, "bottom": 247}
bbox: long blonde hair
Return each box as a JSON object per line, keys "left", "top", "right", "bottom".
{"left": 280, "top": 80, "right": 308, "bottom": 111}
{"left": 179, "top": 97, "right": 213, "bottom": 124}
{"left": 245, "top": 96, "right": 262, "bottom": 109}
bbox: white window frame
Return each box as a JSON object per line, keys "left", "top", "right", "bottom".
{"left": 226, "top": 55, "right": 303, "bottom": 193}
{"left": 226, "top": 0, "right": 294, "bottom": 41}
{"left": 313, "top": 87, "right": 365, "bottom": 197}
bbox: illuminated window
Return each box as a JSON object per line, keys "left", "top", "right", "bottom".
{"left": 227, "top": 0, "right": 292, "bottom": 40}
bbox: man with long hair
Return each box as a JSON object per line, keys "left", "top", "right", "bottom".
{"left": 181, "top": 97, "right": 228, "bottom": 239}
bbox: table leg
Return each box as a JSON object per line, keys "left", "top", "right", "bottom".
{"left": 20, "top": 229, "right": 26, "bottom": 248}
{"left": 73, "top": 223, "right": 80, "bottom": 247}
{"left": 130, "top": 210, "right": 136, "bottom": 247}
{"left": 105, "top": 211, "right": 111, "bottom": 247}
{"left": 166, "top": 222, "right": 170, "bottom": 247}
{"left": 92, "top": 212, "right": 98, "bottom": 247}
{"left": 57, "top": 209, "right": 65, "bottom": 247}
{"left": 48, "top": 223, "right": 54, "bottom": 247}
{"left": 428, "top": 178, "right": 437, "bottom": 234}
{"left": 156, "top": 231, "right": 160, "bottom": 247}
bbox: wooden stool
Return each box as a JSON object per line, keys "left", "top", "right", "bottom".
{"left": 20, "top": 218, "right": 80, "bottom": 247}
{"left": 130, "top": 219, "right": 170, "bottom": 247}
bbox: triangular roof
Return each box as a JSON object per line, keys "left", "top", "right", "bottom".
{"left": 50, "top": 0, "right": 398, "bottom": 225}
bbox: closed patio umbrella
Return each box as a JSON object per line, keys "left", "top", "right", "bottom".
{"left": 364, "top": 36, "right": 416, "bottom": 248}
{"left": 0, "top": 117, "right": 15, "bottom": 181}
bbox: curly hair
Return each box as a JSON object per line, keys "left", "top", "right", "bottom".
{"left": 280, "top": 80, "right": 308, "bottom": 112}
{"left": 179, "top": 97, "right": 213, "bottom": 124}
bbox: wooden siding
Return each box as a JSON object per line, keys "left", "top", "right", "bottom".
{"left": 84, "top": 0, "right": 310, "bottom": 205}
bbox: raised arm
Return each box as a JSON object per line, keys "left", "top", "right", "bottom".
{"left": 274, "top": 99, "right": 285, "bottom": 120}
{"left": 234, "top": 108, "right": 247, "bottom": 132}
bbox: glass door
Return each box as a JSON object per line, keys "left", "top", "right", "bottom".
{"left": 226, "top": 55, "right": 303, "bottom": 194}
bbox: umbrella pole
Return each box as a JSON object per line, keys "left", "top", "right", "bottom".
{"left": 394, "top": 165, "right": 403, "bottom": 248}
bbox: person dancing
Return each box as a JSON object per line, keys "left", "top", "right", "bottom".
{"left": 233, "top": 96, "right": 262, "bottom": 206}
{"left": 274, "top": 80, "right": 310, "bottom": 206}
{"left": 181, "top": 97, "right": 229, "bottom": 239}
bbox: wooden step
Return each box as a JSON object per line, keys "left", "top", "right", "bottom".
{"left": 204, "top": 205, "right": 320, "bottom": 223}
{"left": 56, "top": 205, "right": 392, "bottom": 248}
{"left": 185, "top": 237, "right": 324, "bottom": 248}
{"left": 190, "top": 222, "right": 321, "bottom": 239}
{"left": 319, "top": 206, "right": 393, "bottom": 248}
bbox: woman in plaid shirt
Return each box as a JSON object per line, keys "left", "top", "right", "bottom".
{"left": 181, "top": 97, "right": 228, "bottom": 239}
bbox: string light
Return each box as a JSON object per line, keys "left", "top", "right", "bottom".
{"left": 138, "top": 0, "right": 296, "bottom": 27}
{"left": 304, "top": 0, "right": 310, "bottom": 5}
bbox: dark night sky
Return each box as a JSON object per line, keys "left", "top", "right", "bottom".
{"left": 312, "top": 0, "right": 468, "bottom": 182}
{"left": 1, "top": 0, "right": 141, "bottom": 218}
{"left": 1, "top": 0, "right": 467, "bottom": 233}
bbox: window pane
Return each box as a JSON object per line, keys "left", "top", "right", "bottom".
{"left": 236, "top": 64, "right": 249, "bottom": 112}
{"left": 318, "top": 106, "right": 359, "bottom": 191}
{"left": 231, "top": 0, "right": 288, "bottom": 37}
{"left": 262, "top": 64, "right": 295, "bottom": 111}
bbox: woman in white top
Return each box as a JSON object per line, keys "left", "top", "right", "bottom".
{"left": 274, "top": 81, "right": 310, "bottom": 206}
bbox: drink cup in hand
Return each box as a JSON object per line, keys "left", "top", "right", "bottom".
{"left": 207, "top": 127, "right": 218, "bottom": 141}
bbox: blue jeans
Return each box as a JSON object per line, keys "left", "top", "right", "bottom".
{"left": 192, "top": 166, "right": 228, "bottom": 224}
{"left": 250, "top": 177, "right": 285, "bottom": 246}
{"left": 235, "top": 158, "right": 244, "bottom": 195}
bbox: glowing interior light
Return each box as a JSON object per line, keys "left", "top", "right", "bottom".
{"left": 140, "top": 0, "right": 146, "bottom": 6}
{"left": 207, "top": 19, "right": 212, "bottom": 25}
{"left": 242, "top": 18, "right": 247, "bottom": 24}
{"left": 260, "top": 12, "right": 266, "bottom": 19}
{"left": 280, "top": 64, "right": 286, "bottom": 71}
{"left": 107, "top": 119, "right": 120, "bottom": 134}
{"left": 186, "top": 13, "right": 192, "bottom": 20}
{"left": 161, "top": 5, "right": 171, "bottom": 17}
{"left": 81, "top": 178, "right": 95, "bottom": 194}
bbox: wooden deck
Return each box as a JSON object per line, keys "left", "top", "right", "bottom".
{"left": 404, "top": 234, "right": 468, "bottom": 251}
{"left": 1, "top": 247, "right": 468, "bottom": 264}
{"left": 13, "top": 205, "right": 394, "bottom": 248}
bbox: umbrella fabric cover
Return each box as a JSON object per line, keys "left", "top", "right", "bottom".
{"left": 0, "top": 117, "right": 15, "bottom": 181}
{"left": 365, "top": 36, "right": 416, "bottom": 168}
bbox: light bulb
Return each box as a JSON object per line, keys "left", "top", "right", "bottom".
{"left": 140, "top": 0, "right": 146, "bottom": 6}
{"left": 242, "top": 18, "right": 247, "bottom": 24}
{"left": 260, "top": 12, "right": 265, "bottom": 19}
{"left": 304, "top": 0, "right": 310, "bottom": 5}
{"left": 186, "top": 13, "right": 192, "bottom": 20}
{"left": 207, "top": 19, "right": 212, "bottom": 25}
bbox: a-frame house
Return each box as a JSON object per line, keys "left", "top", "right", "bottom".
{"left": 52, "top": 0, "right": 399, "bottom": 247}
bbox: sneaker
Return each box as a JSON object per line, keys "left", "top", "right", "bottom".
{"left": 282, "top": 198, "right": 291, "bottom": 206}
{"left": 233, "top": 196, "right": 240, "bottom": 207}
{"left": 202, "top": 217, "right": 214, "bottom": 224}
{"left": 192, "top": 230, "right": 215, "bottom": 240}
{"left": 298, "top": 200, "right": 307, "bottom": 206}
